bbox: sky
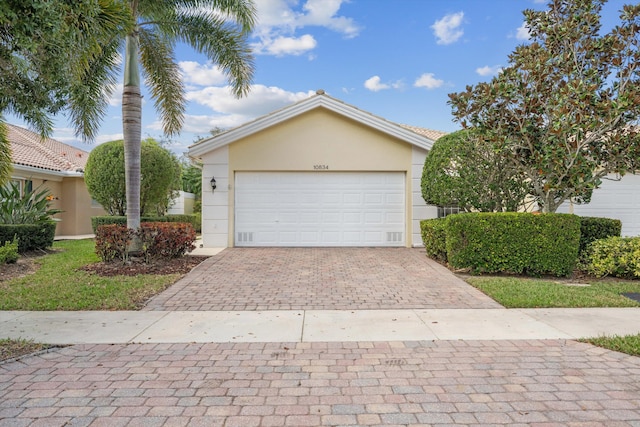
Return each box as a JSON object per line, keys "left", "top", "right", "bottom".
{"left": 8, "top": 0, "right": 629, "bottom": 156}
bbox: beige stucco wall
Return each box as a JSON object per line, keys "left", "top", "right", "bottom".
{"left": 12, "top": 174, "right": 104, "bottom": 237}
{"left": 229, "top": 108, "right": 411, "bottom": 171}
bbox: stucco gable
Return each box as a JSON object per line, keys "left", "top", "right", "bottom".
{"left": 189, "top": 91, "right": 442, "bottom": 158}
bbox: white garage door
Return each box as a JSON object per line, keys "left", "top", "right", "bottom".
{"left": 235, "top": 172, "right": 405, "bottom": 246}
{"left": 558, "top": 174, "right": 640, "bottom": 236}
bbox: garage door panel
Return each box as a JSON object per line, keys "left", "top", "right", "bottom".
{"left": 235, "top": 172, "right": 405, "bottom": 246}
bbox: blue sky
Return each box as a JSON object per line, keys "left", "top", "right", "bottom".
{"left": 9, "top": 0, "right": 628, "bottom": 155}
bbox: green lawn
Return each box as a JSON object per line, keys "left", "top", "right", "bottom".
{"left": 465, "top": 276, "right": 640, "bottom": 308}
{"left": 580, "top": 334, "right": 640, "bottom": 357}
{"left": 0, "top": 239, "right": 181, "bottom": 310}
{"left": 0, "top": 338, "right": 54, "bottom": 362}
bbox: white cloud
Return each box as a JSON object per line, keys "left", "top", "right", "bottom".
{"left": 364, "top": 76, "right": 403, "bottom": 92}
{"left": 516, "top": 22, "right": 531, "bottom": 40}
{"left": 431, "top": 12, "right": 464, "bottom": 45}
{"left": 95, "top": 133, "right": 124, "bottom": 144}
{"left": 179, "top": 61, "right": 227, "bottom": 86}
{"left": 252, "top": 0, "right": 361, "bottom": 56}
{"left": 476, "top": 65, "right": 502, "bottom": 76}
{"left": 364, "top": 76, "right": 389, "bottom": 92}
{"left": 185, "top": 84, "right": 315, "bottom": 117}
{"left": 414, "top": 73, "right": 444, "bottom": 90}
{"left": 252, "top": 34, "right": 317, "bottom": 56}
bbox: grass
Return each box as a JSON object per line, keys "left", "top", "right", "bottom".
{"left": 580, "top": 334, "right": 640, "bottom": 357}
{"left": 0, "top": 338, "right": 54, "bottom": 362}
{"left": 0, "top": 239, "right": 181, "bottom": 310}
{"left": 465, "top": 276, "right": 640, "bottom": 308}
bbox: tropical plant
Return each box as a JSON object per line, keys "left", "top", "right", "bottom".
{"left": 421, "top": 129, "right": 529, "bottom": 212}
{"left": 0, "top": 182, "right": 61, "bottom": 224}
{"left": 85, "top": 138, "right": 181, "bottom": 216}
{"left": 119, "top": 0, "right": 256, "bottom": 243}
{"left": 0, "top": 0, "right": 132, "bottom": 183}
{"left": 449, "top": 0, "right": 640, "bottom": 212}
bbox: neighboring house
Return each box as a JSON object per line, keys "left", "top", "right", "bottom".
{"left": 167, "top": 190, "right": 196, "bottom": 215}
{"left": 7, "top": 124, "right": 105, "bottom": 236}
{"left": 558, "top": 173, "right": 640, "bottom": 236}
{"left": 188, "top": 91, "right": 447, "bottom": 248}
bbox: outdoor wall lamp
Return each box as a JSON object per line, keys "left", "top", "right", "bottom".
{"left": 210, "top": 177, "right": 217, "bottom": 192}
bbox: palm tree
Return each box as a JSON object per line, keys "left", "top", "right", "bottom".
{"left": 121, "top": 0, "right": 256, "bottom": 236}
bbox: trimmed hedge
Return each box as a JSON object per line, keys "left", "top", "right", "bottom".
{"left": 420, "top": 218, "right": 448, "bottom": 262}
{"left": 582, "top": 236, "right": 640, "bottom": 279}
{"left": 445, "top": 212, "right": 581, "bottom": 277}
{"left": 91, "top": 214, "right": 200, "bottom": 233}
{"left": 0, "top": 222, "right": 56, "bottom": 253}
{"left": 578, "top": 216, "right": 622, "bottom": 255}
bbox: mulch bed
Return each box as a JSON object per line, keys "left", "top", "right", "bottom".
{"left": 79, "top": 256, "right": 208, "bottom": 276}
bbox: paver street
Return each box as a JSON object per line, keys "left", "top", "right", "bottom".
{"left": 2, "top": 340, "right": 640, "bottom": 426}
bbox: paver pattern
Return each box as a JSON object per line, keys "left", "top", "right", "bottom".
{"left": 2, "top": 340, "right": 640, "bottom": 426}
{"left": 144, "top": 248, "right": 501, "bottom": 311}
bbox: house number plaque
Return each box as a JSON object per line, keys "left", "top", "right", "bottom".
{"left": 313, "top": 164, "right": 329, "bottom": 170}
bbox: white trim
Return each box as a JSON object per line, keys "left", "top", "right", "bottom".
{"left": 12, "top": 164, "right": 84, "bottom": 180}
{"left": 189, "top": 93, "right": 435, "bottom": 158}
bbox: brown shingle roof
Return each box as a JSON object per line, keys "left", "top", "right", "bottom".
{"left": 8, "top": 124, "right": 89, "bottom": 173}
{"left": 400, "top": 124, "right": 448, "bottom": 141}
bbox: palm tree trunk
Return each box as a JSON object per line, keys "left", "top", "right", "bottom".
{"left": 123, "top": 33, "right": 142, "bottom": 251}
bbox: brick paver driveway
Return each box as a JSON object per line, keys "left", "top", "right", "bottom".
{"left": 2, "top": 340, "right": 640, "bottom": 426}
{"left": 144, "top": 248, "right": 501, "bottom": 311}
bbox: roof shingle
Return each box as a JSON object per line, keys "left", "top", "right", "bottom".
{"left": 7, "top": 124, "right": 89, "bottom": 173}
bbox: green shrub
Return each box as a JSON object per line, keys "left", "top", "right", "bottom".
{"left": 0, "top": 223, "right": 56, "bottom": 252}
{"left": 582, "top": 236, "right": 640, "bottom": 279}
{"left": 420, "top": 219, "right": 448, "bottom": 262}
{"left": 578, "top": 216, "right": 622, "bottom": 255}
{"left": 85, "top": 138, "right": 181, "bottom": 216}
{"left": 0, "top": 237, "right": 19, "bottom": 264}
{"left": 95, "top": 222, "right": 196, "bottom": 263}
{"left": 91, "top": 214, "right": 200, "bottom": 233}
{"left": 446, "top": 212, "right": 581, "bottom": 277}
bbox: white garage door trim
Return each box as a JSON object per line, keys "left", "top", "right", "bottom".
{"left": 235, "top": 171, "right": 405, "bottom": 247}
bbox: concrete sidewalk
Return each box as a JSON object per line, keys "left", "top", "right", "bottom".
{"left": 2, "top": 307, "right": 640, "bottom": 345}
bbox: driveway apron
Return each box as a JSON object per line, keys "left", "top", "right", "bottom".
{"left": 143, "top": 248, "right": 501, "bottom": 311}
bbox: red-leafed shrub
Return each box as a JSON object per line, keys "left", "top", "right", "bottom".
{"left": 138, "top": 222, "right": 196, "bottom": 261}
{"left": 95, "top": 222, "right": 196, "bottom": 263}
{"left": 95, "top": 224, "right": 135, "bottom": 262}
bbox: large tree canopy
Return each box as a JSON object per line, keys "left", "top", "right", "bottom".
{"left": 0, "top": 0, "right": 131, "bottom": 184}
{"left": 449, "top": 0, "right": 640, "bottom": 213}
{"left": 421, "top": 130, "right": 529, "bottom": 212}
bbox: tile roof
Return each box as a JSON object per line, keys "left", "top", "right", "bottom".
{"left": 7, "top": 124, "right": 89, "bottom": 173}
{"left": 400, "top": 124, "right": 448, "bottom": 141}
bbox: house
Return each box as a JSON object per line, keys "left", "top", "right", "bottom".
{"left": 558, "top": 173, "right": 640, "bottom": 236}
{"left": 7, "top": 124, "right": 105, "bottom": 236}
{"left": 188, "top": 90, "right": 447, "bottom": 248}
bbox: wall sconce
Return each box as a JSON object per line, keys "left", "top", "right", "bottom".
{"left": 210, "top": 176, "right": 217, "bottom": 192}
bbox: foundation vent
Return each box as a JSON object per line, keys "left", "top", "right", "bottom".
{"left": 387, "top": 232, "right": 403, "bottom": 243}
{"left": 237, "top": 232, "right": 254, "bottom": 243}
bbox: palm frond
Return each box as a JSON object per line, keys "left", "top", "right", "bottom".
{"left": 68, "top": 37, "right": 123, "bottom": 142}
{"left": 138, "top": 28, "right": 185, "bottom": 136}
{"left": 157, "top": 11, "right": 254, "bottom": 98}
